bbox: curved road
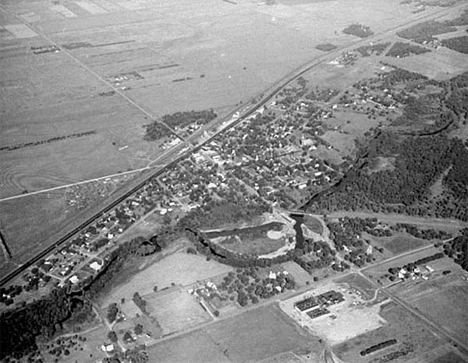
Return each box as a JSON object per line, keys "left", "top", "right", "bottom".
{"left": 0, "top": 2, "right": 466, "bottom": 288}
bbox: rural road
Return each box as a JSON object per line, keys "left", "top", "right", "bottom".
{"left": 0, "top": 1, "right": 466, "bottom": 286}
{"left": 354, "top": 268, "right": 468, "bottom": 357}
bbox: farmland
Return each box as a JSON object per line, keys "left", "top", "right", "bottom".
{"left": 382, "top": 46, "right": 468, "bottom": 80}
{"left": 1, "top": 0, "right": 462, "bottom": 278}
{"left": 2, "top": 0, "right": 468, "bottom": 362}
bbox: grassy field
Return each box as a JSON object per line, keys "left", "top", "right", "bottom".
{"left": 380, "top": 234, "right": 425, "bottom": 254}
{"left": 219, "top": 235, "right": 286, "bottom": 256}
{"left": 303, "top": 215, "right": 324, "bottom": 235}
{"left": 146, "top": 288, "right": 211, "bottom": 336}
{"left": 205, "top": 305, "right": 314, "bottom": 363}
{"left": 148, "top": 330, "right": 231, "bottom": 363}
{"left": 430, "top": 351, "right": 468, "bottom": 363}
{"left": 39, "top": 325, "right": 109, "bottom": 363}
{"left": 336, "top": 273, "right": 379, "bottom": 300}
{"left": 281, "top": 260, "right": 312, "bottom": 287}
{"left": 101, "top": 251, "right": 233, "bottom": 307}
{"left": 392, "top": 272, "right": 468, "bottom": 345}
{"left": 333, "top": 301, "right": 445, "bottom": 362}
{"left": 383, "top": 46, "right": 468, "bottom": 80}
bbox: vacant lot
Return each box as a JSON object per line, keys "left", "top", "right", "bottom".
{"left": 102, "top": 251, "right": 233, "bottom": 307}
{"left": 205, "top": 305, "right": 314, "bottom": 363}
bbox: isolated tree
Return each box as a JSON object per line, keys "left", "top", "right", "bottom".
{"left": 134, "top": 324, "right": 143, "bottom": 335}
{"left": 107, "top": 331, "right": 117, "bottom": 343}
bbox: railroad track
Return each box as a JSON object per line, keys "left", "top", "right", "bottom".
{"left": 0, "top": 2, "right": 465, "bottom": 287}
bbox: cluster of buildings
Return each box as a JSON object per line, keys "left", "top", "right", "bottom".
{"left": 294, "top": 290, "right": 345, "bottom": 320}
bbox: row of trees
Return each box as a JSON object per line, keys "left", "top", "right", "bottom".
{"left": 444, "top": 229, "right": 468, "bottom": 271}
{"left": 0, "top": 232, "right": 168, "bottom": 360}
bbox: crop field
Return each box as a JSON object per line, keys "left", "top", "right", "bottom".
{"left": 205, "top": 305, "right": 315, "bottom": 363}
{"left": 0, "top": 191, "right": 68, "bottom": 273}
{"left": 146, "top": 289, "right": 211, "bottom": 336}
{"left": 391, "top": 272, "right": 468, "bottom": 345}
{"left": 148, "top": 330, "right": 231, "bottom": 363}
{"left": 383, "top": 46, "right": 468, "bottom": 80}
{"left": 0, "top": 0, "right": 457, "bottom": 278}
{"left": 101, "top": 251, "right": 233, "bottom": 307}
{"left": 333, "top": 301, "right": 445, "bottom": 363}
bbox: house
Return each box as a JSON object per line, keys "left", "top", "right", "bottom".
{"left": 89, "top": 261, "right": 103, "bottom": 272}
{"left": 425, "top": 265, "right": 434, "bottom": 273}
{"left": 101, "top": 343, "right": 114, "bottom": 353}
